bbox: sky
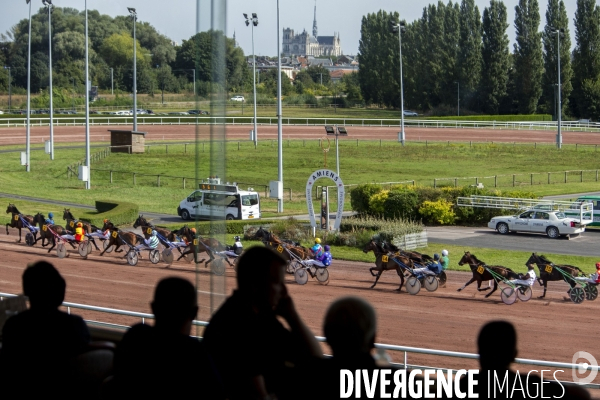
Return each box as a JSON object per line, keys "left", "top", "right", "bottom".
{"left": 1, "top": 0, "right": 578, "bottom": 56}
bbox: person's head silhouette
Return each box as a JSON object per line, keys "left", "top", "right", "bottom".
{"left": 151, "top": 277, "right": 198, "bottom": 335}
{"left": 235, "top": 246, "right": 287, "bottom": 312}
{"left": 477, "top": 320, "right": 517, "bottom": 371}
{"left": 324, "top": 296, "right": 376, "bottom": 357}
{"left": 22, "top": 261, "right": 66, "bottom": 311}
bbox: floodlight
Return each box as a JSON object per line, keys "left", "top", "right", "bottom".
{"left": 245, "top": 20, "right": 249, "bottom": 26}
{"left": 252, "top": 13, "right": 257, "bottom": 18}
{"left": 337, "top": 126, "right": 348, "bottom": 136}
{"left": 243, "top": 13, "right": 248, "bottom": 19}
{"left": 325, "top": 126, "right": 335, "bottom": 135}
{"left": 127, "top": 7, "right": 136, "bottom": 14}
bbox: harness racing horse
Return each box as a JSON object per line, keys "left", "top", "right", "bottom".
{"left": 525, "top": 253, "right": 584, "bottom": 299}
{"left": 362, "top": 239, "right": 413, "bottom": 291}
{"left": 6, "top": 204, "right": 35, "bottom": 243}
{"left": 32, "top": 213, "right": 76, "bottom": 253}
{"left": 62, "top": 209, "right": 102, "bottom": 250}
{"left": 133, "top": 215, "right": 176, "bottom": 243}
{"left": 175, "top": 226, "right": 230, "bottom": 269}
{"left": 457, "top": 251, "right": 520, "bottom": 298}
{"left": 99, "top": 222, "right": 140, "bottom": 256}
{"left": 254, "top": 227, "right": 311, "bottom": 261}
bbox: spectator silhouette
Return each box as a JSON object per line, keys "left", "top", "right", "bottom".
{"left": 0, "top": 261, "right": 90, "bottom": 398}
{"left": 454, "top": 321, "right": 589, "bottom": 400}
{"left": 111, "top": 277, "right": 206, "bottom": 399}
{"left": 202, "top": 246, "right": 322, "bottom": 400}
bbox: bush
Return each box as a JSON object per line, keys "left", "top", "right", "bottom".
{"left": 80, "top": 201, "right": 139, "bottom": 226}
{"left": 383, "top": 188, "right": 419, "bottom": 220}
{"left": 350, "top": 184, "right": 382, "bottom": 214}
{"left": 419, "top": 200, "right": 456, "bottom": 225}
{"left": 338, "top": 216, "right": 424, "bottom": 248}
{"left": 369, "top": 190, "right": 389, "bottom": 215}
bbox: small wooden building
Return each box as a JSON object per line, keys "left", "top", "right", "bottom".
{"left": 108, "top": 130, "right": 146, "bottom": 153}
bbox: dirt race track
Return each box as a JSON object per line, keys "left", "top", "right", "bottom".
{"left": 3, "top": 123, "right": 600, "bottom": 145}
{"left": 2, "top": 227, "right": 599, "bottom": 389}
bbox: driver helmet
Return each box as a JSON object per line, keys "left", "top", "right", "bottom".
{"left": 315, "top": 238, "right": 321, "bottom": 244}
{"left": 103, "top": 219, "right": 108, "bottom": 223}
{"left": 234, "top": 236, "right": 241, "bottom": 241}
{"left": 596, "top": 262, "right": 600, "bottom": 269}
{"left": 441, "top": 249, "right": 449, "bottom": 257}
{"left": 48, "top": 212, "right": 54, "bottom": 218}
{"left": 324, "top": 245, "right": 330, "bottom": 251}
{"left": 191, "top": 228, "right": 196, "bottom": 234}
{"left": 152, "top": 230, "right": 157, "bottom": 236}
{"left": 76, "top": 222, "right": 83, "bottom": 227}
{"left": 434, "top": 253, "right": 440, "bottom": 260}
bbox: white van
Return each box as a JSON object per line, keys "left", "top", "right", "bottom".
{"left": 177, "top": 179, "right": 260, "bottom": 221}
{"left": 564, "top": 195, "right": 600, "bottom": 226}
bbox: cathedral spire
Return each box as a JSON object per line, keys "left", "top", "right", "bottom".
{"left": 312, "top": 0, "right": 318, "bottom": 38}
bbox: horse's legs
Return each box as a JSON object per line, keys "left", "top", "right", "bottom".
{"left": 369, "top": 267, "right": 378, "bottom": 277}
{"left": 5, "top": 223, "right": 8, "bottom": 235}
{"left": 457, "top": 277, "right": 477, "bottom": 292}
{"left": 538, "top": 280, "right": 548, "bottom": 298}
{"left": 18, "top": 227, "right": 22, "bottom": 242}
{"left": 370, "top": 270, "right": 383, "bottom": 289}
{"left": 47, "top": 237, "right": 56, "bottom": 253}
{"left": 395, "top": 268, "right": 405, "bottom": 292}
{"left": 477, "top": 279, "right": 492, "bottom": 292}
{"left": 485, "top": 281, "right": 499, "bottom": 298}
{"left": 91, "top": 238, "right": 100, "bottom": 251}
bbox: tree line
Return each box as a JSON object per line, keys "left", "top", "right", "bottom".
{"left": 359, "top": 0, "right": 600, "bottom": 119}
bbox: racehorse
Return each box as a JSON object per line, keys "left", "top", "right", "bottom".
{"left": 362, "top": 239, "right": 413, "bottom": 291}
{"left": 254, "top": 227, "right": 311, "bottom": 261}
{"left": 133, "top": 215, "right": 176, "bottom": 243}
{"left": 99, "top": 221, "right": 140, "bottom": 256}
{"left": 175, "top": 226, "right": 230, "bottom": 269}
{"left": 62, "top": 209, "right": 102, "bottom": 250}
{"left": 6, "top": 204, "right": 35, "bottom": 243}
{"left": 457, "top": 251, "right": 520, "bottom": 298}
{"left": 525, "top": 253, "right": 584, "bottom": 299}
{"left": 32, "top": 213, "right": 76, "bottom": 253}
{"left": 382, "top": 241, "right": 434, "bottom": 265}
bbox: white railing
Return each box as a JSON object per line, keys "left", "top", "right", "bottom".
{"left": 1, "top": 116, "right": 600, "bottom": 133}
{"left": 0, "top": 292, "right": 598, "bottom": 389}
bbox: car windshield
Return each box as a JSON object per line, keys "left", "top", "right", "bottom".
{"left": 554, "top": 212, "right": 566, "bottom": 219}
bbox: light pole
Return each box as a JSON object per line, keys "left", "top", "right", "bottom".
{"left": 25, "top": 0, "right": 32, "bottom": 172}
{"left": 455, "top": 81, "right": 460, "bottom": 117}
{"left": 110, "top": 67, "right": 113, "bottom": 95}
{"left": 3, "top": 66, "right": 10, "bottom": 113}
{"left": 71, "top": 77, "right": 75, "bottom": 112}
{"left": 84, "top": 0, "right": 90, "bottom": 189}
{"left": 244, "top": 12, "right": 259, "bottom": 147}
{"left": 128, "top": 7, "right": 137, "bottom": 131}
{"left": 551, "top": 27, "right": 564, "bottom": 149}
{"left": 277, "top": 0, "right": 283, "bottom": 212}
{"left": 391, "top": 19, "right": 406, "bottom": 146}
{"left": 43, "top": 0, "right": 54, "bottom": 160}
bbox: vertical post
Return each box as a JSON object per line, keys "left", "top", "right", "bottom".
{"left": 130, "top": 8, "right": 138, "bottom": 132}
{"left": 434, "top": 179, "right": 437, "bottom": 189}
{"left": 548, "top": 172, "right": 551, "bottom": 184}
{"left": 564, "top": 171, "right": 567, "bottom": 183}
{"left": 84, "top": 0, "right": 90, "bottom": 189}
{"left": 513, "top": 174, "right": 516, "bottom": 187}
{"left": 157, "top": 175, "right": 160, "bottom": 187}
{"left": 133, "top": 173, "right": 136, "bottom": 185}
{"left": 47, "top": 2, "right": 54, "bottom": 161}
{"left": 183, "top": 177, "right": 186, "bottom": 189}
{"left": 556, "top": 28, "right": 562, "bottom": 149}
{"left": 166, "top": 144, "right": 168, "bottom": 154}
{"left": 277, "top": 0, "right": 283, "bottom": 213}
{"left": 110, "top": 171, "right": 113, "bottom": 183}
{"left": 494, "top": 175, "right": 497, "bottom": 187}
{"left": 26, "top": 0, "right": 32, "bottom": 172}
{"left": 581, "top": 170, "right": 583, "bottom": 182}
{"left": 530, "top": 173, "right": 533, "bottom": 185}
{"left": 110, "top": 67, "right": 113, "bottom": 95}
{"left": 252, "top": 20, "right": 258, "bottom": 147}
{"left": 184, "top": 143, "right": 187, "bottom": 153}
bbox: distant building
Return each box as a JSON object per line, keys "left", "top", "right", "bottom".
{"left": 282, "top": 2, "right": 342, "bottom": 57}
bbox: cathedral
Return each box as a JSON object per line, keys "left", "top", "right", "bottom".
{"left": 282, "top": 3, "right": 342, "bottom": 57}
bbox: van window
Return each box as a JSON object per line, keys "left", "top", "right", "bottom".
{"left": 242, "top": 194, "right": 258, "bottom": 206}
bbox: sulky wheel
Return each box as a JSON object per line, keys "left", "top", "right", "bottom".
{"left": 500, "top": 287, "right": 517, "bottom": 305}
{"left": 56, "top": 243, "right": 67, "bottom": 259}
{"left": 424, "top": 275, "right": 439, "bottom": 292}
{"left": 103, "top": 240, "right": 114, "bottom": 254}
{"left": 316, "top": 268, "right": 329, "bottom": 285}
{"left": 127, "top": 250, "right": 138, "bottom": 266}
{"left": 87, "top": 241, "right": 93, "bottom": 255}
{"left": 569, "top": 287, "right": 585, "bottom": 304}
{"left": 584, "top": 284, "right": 598, "bottom": 301}
{"left": 438, "top": 271, "right": 447, "bottom": 286}
{"left": 211, "top": 259, "right": 226, "bottom": 276}
{"left": 406, "top": 276, "right": 421, "bottom": 295}
{"left": 77, "top": 242, "right": 89, "bottom": 257}
{"left": 149, "top": 249, "right": 160, "bottom": 264}
{"left": 25, "top": 233, "right": 35, "bottom": 246}
{"left": 184, "top": 250, "right": 195, "bottom": 263}
{"left": 162, "top": 249, "right": 174, "bottom": 265}
{"left": 516, "top": 286, "right": 532, "bottom": 302}
{"left": 286, "top": 261, "right": 296, "bottom": 275}
{"left": 294, "top": 268, "right": 309, "bottom": 285}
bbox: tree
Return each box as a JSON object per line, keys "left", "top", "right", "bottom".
{"left": 305, "top": 65, "right": 330, "bottom": 85}
{"left": 480, "top": 0, "right": 510, "bottom": 114}
{"left": 341, "top": 72, "right": 363, "bottom": 104}
{"left": 458, "top": 0, "right": 483, "bottom": 110}
{"left": 541, "top": 0, "right": 573, "bottom": 118}
{"left": 571, "top": 0, "right": 600, "bottom": 119}
{"left": 513, "top": 0, "right": 544, "bottom": 114}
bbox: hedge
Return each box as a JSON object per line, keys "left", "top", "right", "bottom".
{"left": 79, "top": 200, "right": 139, "bottom": 226}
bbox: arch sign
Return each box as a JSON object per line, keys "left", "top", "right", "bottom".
{"left": 306, "top": 169, "right": 345, "bottom": 231}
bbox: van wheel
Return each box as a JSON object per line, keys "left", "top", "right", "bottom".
{"left": 181, "top": 209, "right": 191, "bottom": 220}
{"left": 226, "top": 214, "right": 235, "bottom": 221}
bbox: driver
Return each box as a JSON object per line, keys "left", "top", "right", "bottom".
{"left": 304, "top": 245, "right": 333, "bottom": 268}
{"left": 509, "top": 264, "right": 537, "bottom": 287}
{"left": 135, "top": 230, "right": 160, "bottom": 251}
{"left": 412, "top": 254, "right": 442, "bottom": 276}
{"left": 311, "top": 238, "right": 324, "bottom": 260}
{"left": 74, "top": 222, "right": 85, "bottom": 242}
{"left": 45, "top": 212, "right": 55, "bottom": 225}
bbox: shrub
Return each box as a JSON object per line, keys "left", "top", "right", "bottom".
{"left": 383, "top": 188, "right": 419, "bottom": 220}
{"left": 350, "top": 184, "right": 382, "bottom": 214}
{"left": 80, "top": 201, "right": 139, "bottom": 226}
{"left": 369, "top": 190, "right": 389, "bottom": 215}
{"left": 419, "top": 200, "right": 456, "bottom": 225}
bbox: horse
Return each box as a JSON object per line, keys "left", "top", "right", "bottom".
{"left": 362, "top": 239, "right": 413, "bottom": 291}
{"left": 133, "top": 215, "right": 176, "bottom": 243}
{"left": 175, "top": 226, "right": 230, "bottom": 269}
{"left": 254, "top": 227, "right": 311, "bottom": 261}
{"left": 457, "top": 251, "right": 520, "bottom": 298}
{"left": 99, "top": 222, "right": 140, "bottom": 256}
{"left": 62, "top": 209, "right": 102, "bottom": 250}
{"left": 381, "top": 241, "right": 434, "bottom": 265}
{"left": 5, "top": 204, "right": 35, "bottom": 243}
{"left": 32, "top": 213, "right": 76, "bottom": 253}
{"left": 525, "top": 253, "right": 584, "bottom": 299}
